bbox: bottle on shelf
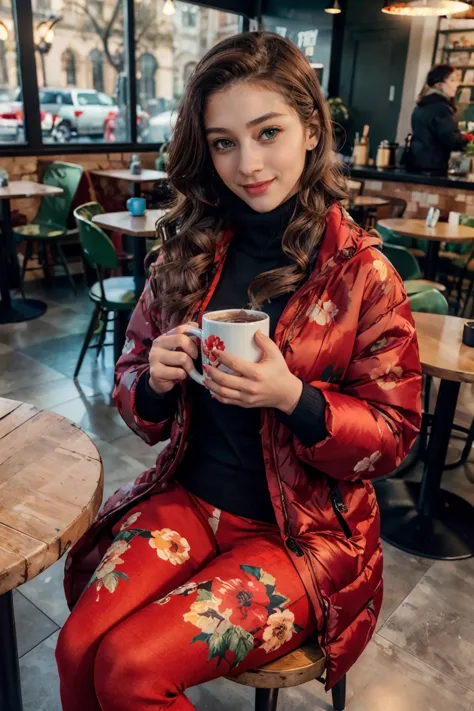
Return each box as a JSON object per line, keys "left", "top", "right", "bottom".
{"left": 352, "top": 126, "right": 370, "bottom": 167}
{"left": 360, "top": 124, "right": 370, "bottom": 164}
{"left": 376, "top": 140, "right": 390, "bottom": 168}
{"left": 129, "top": 153, "right": 142, "bottom": 176}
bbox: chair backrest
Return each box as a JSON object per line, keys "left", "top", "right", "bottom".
{"left": 74, "top": 202, "right": 118, "bottom": 270}
{"left": 442, "top": 213, "right": 474, "bottom": 258}
{"left": 409, "top": 289, "right": 449, "bottom": 314}
{"left": 383, "top": 243, "right": 422, "bottom": 280}
{"left": 35, "top": 162, "right": 84, "bottom": 230}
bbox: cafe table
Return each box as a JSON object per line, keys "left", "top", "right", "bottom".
{"left": 0, "top": 396, "right": 103, "bottom": 711}
{"left": 0, "top": 181, "right": 63, "bottom": 324}
{"left": 92, "top": 209, "right": 166, "bottom": 296}
{"left": 90, "top": 168, "right": 168, "bottom": 198}
{"left": 377, "top": 217, "right": 474, "bottom": 281}
{"left": 375, "top": 312, "right": 474, "bottom": 560}
{"left": 348, "top": 196, "right": 390, "bottom": 209}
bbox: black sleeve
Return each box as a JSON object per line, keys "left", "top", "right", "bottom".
{"left": 434, "top": 107, "right": 468, "bottom": 152}
{"left": 277, "top": 382, "right": 327, "bottom": 447}
{"left": 134, "top": 369, "right": 180, "bottom": 423}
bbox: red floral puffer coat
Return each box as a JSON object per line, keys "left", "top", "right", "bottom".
{"left": 64, "top": 204, "right": 422, "bottom": 689}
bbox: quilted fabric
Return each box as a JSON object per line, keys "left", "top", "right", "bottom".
{"left": 64, "top": 204, "right": 422, "bottom": 689}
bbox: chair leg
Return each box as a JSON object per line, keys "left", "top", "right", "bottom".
{"left": 54, "top": 242, "right": 77, "bottom": 294}
{"left": 255, "top": 688, "right": 279, "bottom": 711}
{"left": 113, "top": 311, "right": 129, "bottom": 364}
{"left": 331, "top": 674, "right": 346, "bottom": 711}
{"left": 74, "top": 305, "right": 100, "bottom": 379}
{"left": 96, "top": 310, "right": 109, "bottom": 360}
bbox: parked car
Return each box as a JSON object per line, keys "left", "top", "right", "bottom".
{"left": 0, "top": 88, "right": 55, "bottom": 143}
{"left": 148, "top": 109, "right": 177, "bottom": 144}
{"left": 39, "top": 88, "right": 117, "bottom": 141}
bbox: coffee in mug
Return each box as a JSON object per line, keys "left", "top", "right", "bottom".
{"left": 183, "top": 308, "right": 270, "bottom": 385}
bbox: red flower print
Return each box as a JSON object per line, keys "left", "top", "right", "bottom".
{"left": 212, "top": 574, "right": 270, "bottom": 633}
{"left": 203, "top": 334, "right": 226, "bottom": 365}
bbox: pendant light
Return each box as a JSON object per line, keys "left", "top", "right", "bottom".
{"left": 325, "top": 0, "right": 342, "bottom": 13}
{"left": 163, "top": 0, "right": 176, "bottom": 16}
{"left": 382, "top": 0, "right": 471, "bottom": 15}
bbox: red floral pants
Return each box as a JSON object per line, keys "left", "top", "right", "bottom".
{"left": 56, "top": 482, "right": 317, "bottom": 711}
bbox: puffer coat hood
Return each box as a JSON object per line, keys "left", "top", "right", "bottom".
{"left": 64, "top": 204, "right": 422, "bottom": 689}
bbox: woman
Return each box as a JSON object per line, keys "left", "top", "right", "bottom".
{"left": 57, "top": 32, "right": 421, "bottom": 711}
{"left": 409, "top": 64, "right": 470, "bottom": 175}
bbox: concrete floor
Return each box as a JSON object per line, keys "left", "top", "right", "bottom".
{"left": 1, "top": 280, "right": 474, "bottom": 711}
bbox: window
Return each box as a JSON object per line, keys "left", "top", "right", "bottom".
{"left": 31, "top": 0, "right": 129, "bottom": 145}
{"left": 0, "top": 0, "right": 24, "bottom": 145}
{"left": 89, "top": 48, "right": 104, "bottom": 93}
{"left": 140, "top": 2, "right": 242, "bottom": 144}
{"left": 62, "top": 49, "right": 77, "bottom": 86}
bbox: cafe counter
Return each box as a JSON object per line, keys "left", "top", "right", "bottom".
{"left": 349, "top": 166, "right": 474, "bottom": 218}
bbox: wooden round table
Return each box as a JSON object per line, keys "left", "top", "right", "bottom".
{"left": 378, "top": 218, "right": 474, "bottom": 281}
{"left": 92, "top": 209, "right": 166, "bottom": 297}
{"left": 0, "top": 181, "right": 63, "bottom": 324}
{"left": 349, "top": 196, "right": 390, "bottom": 208}
{"left": 0, "top": 397, "right": 103, "bottom": 711}
{"left": 375, "top": 313, "right": 474, "bottom": 560}
{"left": 91, "top": 169, "right": 168, "bottom": 197}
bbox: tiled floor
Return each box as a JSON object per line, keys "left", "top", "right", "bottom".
{"left": 2, "top": 280, "right": 474, "bottom": 711}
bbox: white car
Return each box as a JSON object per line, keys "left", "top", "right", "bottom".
{"left": 148, "top": 110, "right": 177, "bottom": 144}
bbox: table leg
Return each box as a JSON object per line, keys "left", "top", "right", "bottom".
{"left": 424, "top": 241, "right": 440, "bottom": 281}
{"left": 0, "top": 198, "right": 48, "bottom": 324}
{"left": 0, "top": 590, "right": 24, "bottom": 711}
{"left": 130, "top": 181, "right": 146, "bottom": 297}
{"left": 375, "top": 379, "right": 474, "bottom": 560}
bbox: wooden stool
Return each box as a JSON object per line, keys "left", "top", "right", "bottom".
{"left": 228, "top": 640, "right": 346, "bottom": 710}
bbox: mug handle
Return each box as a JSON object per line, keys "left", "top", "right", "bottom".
{"left": 182, "top": 326, "right": 205, "bottom": 386}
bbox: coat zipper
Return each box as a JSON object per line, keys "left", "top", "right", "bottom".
{"left": 328, "top": 480, "right": 352, "bottom": 539}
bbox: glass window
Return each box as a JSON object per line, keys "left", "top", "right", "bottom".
{"left": 141, "top": 2, "right": 243, "bottom": 145}
{"left": 0, "top": 0, "right": 24, "bottom": 145}
{"left": 32, "top": 0, "right": 129, "bottom": 145}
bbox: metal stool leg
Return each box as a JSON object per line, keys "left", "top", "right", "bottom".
{"left": 331, "top": 674, "right": 346, "bottom": 710}
{"left": 255, "top": 688, "right": 279, "bottom": 711}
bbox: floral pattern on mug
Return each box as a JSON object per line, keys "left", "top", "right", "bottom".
{"left": 159, "top": 564, "right": 303, "bottom": 670}
{"left": 203, "top": 334, "right": 226, "bottom": 365}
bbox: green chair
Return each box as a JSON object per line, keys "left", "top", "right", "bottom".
{"left": 438, "top": 214, "right": 474, "bottom": 316}
{"left": 376, "top": 223, "right": 427, "bottom": 259}
{"left": 14, "top": 161, "right": 84, "bottom": 293}
{"left": 408, "top": 288, "right": 449, "bottom": 314}
{"left": 73, "top": 202, "right": 137, "bottom": 378}
{"left": 383, "top": 243, "right": 422, "bottom": 280}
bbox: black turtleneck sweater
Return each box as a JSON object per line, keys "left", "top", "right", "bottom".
{"left": 135, "top": 193, "right": 327, "bottom": 522}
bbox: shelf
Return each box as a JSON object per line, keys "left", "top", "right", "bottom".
{"left": 443, "top": 47, "right": 474, "bottom": 52}
{"left": 439, "top": 27, "right": 474, "bottom": 34}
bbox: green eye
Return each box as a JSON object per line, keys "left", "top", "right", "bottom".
{"left": 213, "top": 138, "right": 234, "bottom": 150}
{"left": 261, "top": 128, "right": 280, "bottom": 141}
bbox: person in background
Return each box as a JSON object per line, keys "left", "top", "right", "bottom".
{"left": 408, "top": 64, "right": 474, "bottom": 175}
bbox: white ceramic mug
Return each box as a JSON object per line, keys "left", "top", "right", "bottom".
{"left": 183, "top": 309, "right": 270, "bottom": 386}
{"left": 448, "top": 211, "right": 461, "bottom": 227}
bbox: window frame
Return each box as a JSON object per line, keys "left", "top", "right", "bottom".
{"left": 5, "top": 0, "right": 252, "bottom": 157}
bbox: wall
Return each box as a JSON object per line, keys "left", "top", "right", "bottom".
{"left": 261, "top": 0, "right": 333, "bottom": 94}
{"left": 396, "top": 17, "right": 438, "bottom": 144}
{"left": 363, "top": 177, "right": 474, "bottom": 218}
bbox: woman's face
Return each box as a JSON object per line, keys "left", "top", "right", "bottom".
{"left": 438, "top": 72, "right": 459, "bottom": 99}
{"left": 204, "top": 81, "right": 316, "bottom": 212}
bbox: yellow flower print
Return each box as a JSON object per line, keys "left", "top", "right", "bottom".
{"left": 262, "top": 609, "right": 296, "bottom": 653}
{"left": 370, "top": 362, "right": 403, "bottom": 390}
{"left": 183, "top": 597, "right": 232, "bottom": 635}
{"left": 149, "top": 528, "right": 191, "bottom": 565}
{"left": 373, "top": 259, "right": 388, "bottom": 282}
{"left": 119, "top": 511, "right": 142, "bottom": 531}
{"left": 307, "top": 299, "right": 339, "bottom": 326}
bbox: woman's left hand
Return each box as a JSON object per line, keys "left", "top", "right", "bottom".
{"left": 203, "top": 329, "right": 303, "bottom": 414}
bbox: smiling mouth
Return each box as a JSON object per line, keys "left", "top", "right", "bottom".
{"left": 241, "top": 179, "right": 275, "bottom": 195}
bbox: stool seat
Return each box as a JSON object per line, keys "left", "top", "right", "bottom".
{"left": 229, "top": 641, "right": 325, "bottom": 689}
{"left": 404, "top": 279, "right": 447, "bottom": 295}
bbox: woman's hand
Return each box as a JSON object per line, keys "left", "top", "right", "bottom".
{"left": 203, "top": 330, "right": 303, "bottom": 414}
{"left": 149, "top": 322, "right": 199, "bottom": 394}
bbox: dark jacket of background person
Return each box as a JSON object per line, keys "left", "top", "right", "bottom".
{"left": 409, "top": 91, "right": 467, "bottom": 175}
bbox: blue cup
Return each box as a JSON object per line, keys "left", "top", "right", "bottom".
{"left": 127, "top": 197, "right": 146, "bottom": 216}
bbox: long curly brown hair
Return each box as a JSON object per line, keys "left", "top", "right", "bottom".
{"left": 150, "top": 31, "right": 346, "bottom": 325}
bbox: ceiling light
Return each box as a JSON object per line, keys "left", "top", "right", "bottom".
{"left": 382, "top": 0, "right": 471, "bottom": 15}
{"left": 163, "top": 0, "right": 176, "bottom": 15}
{"left": 325, "top": 0, "right": 342, "bottom": 13}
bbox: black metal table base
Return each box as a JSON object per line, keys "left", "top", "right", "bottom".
{"left": 0, "top": 298, "right": 47, "bottom": 324}
{"left": 376, "top": 378, "right": 474, "bottom": 561}
{"left": 376, "top": 479, "right": 474, "bottom": 560}
{"left": 424, "top": 241, "right": 440, "bottom": 282}
{"left": 0, "top": 590, "right": 23, "bottom": 711}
